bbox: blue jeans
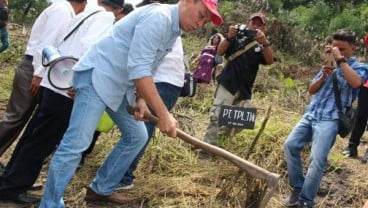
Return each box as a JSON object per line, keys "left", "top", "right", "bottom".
{"left": 283, "top": 116, "right": 338, "bottom": 206}
{"left": 120, "top": 82, "right": 181, "bottom": 185}
{"left": 0, "top": 27, "right": 9, "bottom": 53}
{"left": 39, "top": 70, "right": 148, "bottom": 208}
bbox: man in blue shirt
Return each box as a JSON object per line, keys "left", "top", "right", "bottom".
{"left": 39, "top": 0, "right": 223, "bottom": 207}
{"left": 283, "top": 29, "right": 368, "bottom": 208}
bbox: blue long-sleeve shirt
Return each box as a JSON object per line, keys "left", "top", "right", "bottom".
{"left": 73, "top": 3, "right": 181, "bottom": 111}
{"left": 304, "top": 56, "right": 368, "bottom": 120}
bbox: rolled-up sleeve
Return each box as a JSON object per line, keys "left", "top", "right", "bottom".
{"left": 127, "top": 12, "right": 171, "bottom": 81}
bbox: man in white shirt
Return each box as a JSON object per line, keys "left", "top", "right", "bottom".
{"left": 0, "top": 0, "right": 86, "bottom": 164}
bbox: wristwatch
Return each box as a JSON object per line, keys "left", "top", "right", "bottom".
{"left": 336, "top": 57, "right": 347, "bottom": 66}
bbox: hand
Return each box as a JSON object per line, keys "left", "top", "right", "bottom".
{"left": 325, "top": 46, "right": 343, "bottom": 60}
{"left": 255, "top": 29, "right": 269, "bottom": 45}
{"left": 157, "top": 112, "right": 178, "bottom": 138}
{"left": 227, "top": 25, "right": 237, "bottom": 40}
{"left": 29, "top": 76, "right": 42, "bottom": 96}
{"left": 134, "top": 98, "right": 149, "bottom": 121}
{"left": 66, "top": 88, "right": 75, "bottom": 99}
{"left": 322, "top": 65, "right": 335, "bottom": 79}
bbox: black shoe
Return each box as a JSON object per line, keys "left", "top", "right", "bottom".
{"left": 0, "top": 192, "right": 41, "bottom": 204}
{"left": 362, "top": 149, "right": 368, "bottom": 163}
{"left": 283, "top": 189, "right": 300, "bottom": 207}
{"left": 341, "top": 145, "right": 358, "bottom": 157}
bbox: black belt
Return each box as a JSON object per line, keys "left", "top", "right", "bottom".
{"left": 24, "top": 55, "right": 33, "bottom": 61}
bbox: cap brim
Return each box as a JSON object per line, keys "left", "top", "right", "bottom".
{"left": 250, "top": 14, "right": 266, "bottom": 24}
{"left": 203, "top": 1, "right": 223, "bottom": 26}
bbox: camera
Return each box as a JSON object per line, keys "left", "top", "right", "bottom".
{"left": 325, "top": 52, "right": 336, "bottom": 68}
{"left": 235, "top": 24, "right": 257, "bottom": 40}
{"left": 233, "top": 24, "right": 258, "bottom": 50}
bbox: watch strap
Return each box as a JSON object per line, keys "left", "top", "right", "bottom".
{"left": 336, "top": 57, "right": 347, "bottom": 66}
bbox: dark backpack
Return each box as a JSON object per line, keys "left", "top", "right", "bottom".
{"left": 0, "top": 5, "right": 9, "bottom": 28}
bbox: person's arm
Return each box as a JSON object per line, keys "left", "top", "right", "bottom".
{"left": 126, "top": 9, "right": 178, "bottom": 137}
{"left": 308, "top": 65, "right": 333, "bottom": 95}
{"left": 254, "top": 29, "right": 273, "bottom": 64}
{"left": 217, "top": 25, "right": 237, "bottom": 56}
{"left": 135, "top": 77, "right": 177, "bottom": 137}
{"left": 330, "top": 46, "right": 361, "bottom": 88}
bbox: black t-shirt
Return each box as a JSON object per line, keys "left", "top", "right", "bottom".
{"left": 217, "top": 39, "right": 266, "bottom": 100}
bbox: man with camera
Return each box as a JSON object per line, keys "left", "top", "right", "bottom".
{"left": 201, "top": 13, "right": 273, "bottom": 150}
{"left": 283, "top": 29, "right": 368, "bottom": 208}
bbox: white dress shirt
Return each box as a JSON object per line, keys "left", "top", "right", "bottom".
{"left": 40, "top": 7, "right": 115, "bottom": 97}
{"left": 30, "top": 1, "right": 75, "bottom": 77}
{"left": 153, "top": 37, "right": 185, "bottom": 87}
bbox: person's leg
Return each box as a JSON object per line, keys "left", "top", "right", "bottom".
{"left": 0, "top": 27, "right": 9, "bottom": 52}
{"left": 0, "top": 57, "right": 37, "bottom": 156}
{"left": 0, "top": 88, "right": 73, "bottom": 198}
{"left": 203, "top": 84, "right": 236, "bottom": 146}
{"left": 343, "top": 86, "right": 368, "bottom": 157}
{"left": 39, "top": 70, "right": 105, "bottom": 208}
{"left": 89, "top": 96, "right": 148, "bottom": 194}
{"left": 283, "top": 116, "right": 313, "bottom": 206}
{"left": 299, "top": 119, "right": 338, "bottom": 206}
{"left": 119, "top": 83, "right": 181, "bottom": 187}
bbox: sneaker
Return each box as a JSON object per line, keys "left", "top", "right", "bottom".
{"left": 298, "top": 201, "right": 314, "bottom": 208}
{"left": 283, "top": 190, "right": 300, "bottom": 207}
{"left": 341, "top": 145, "right": 358, "bottom": 157}
{"left": 362, "top": 149, "right": 368, "bottom": 164}
{"left": 115, "top": 183, "right": 134, "bottom": 191}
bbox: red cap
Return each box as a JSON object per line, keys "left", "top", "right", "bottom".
{"left": 202, "top": 0, "right": 223, "bottom": 26}
{"left": 249, "top": 12, "right": 266, "bottom": 25}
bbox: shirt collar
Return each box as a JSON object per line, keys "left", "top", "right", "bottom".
{"left": 168, "top": 4, "right": 182, "bottom": 37}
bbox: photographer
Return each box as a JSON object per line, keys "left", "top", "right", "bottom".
{"left": 201, "top": 13, "right": 273, "bottom": 151}
{"left": 283, "top": 29, "right": 367, "bottom": 208}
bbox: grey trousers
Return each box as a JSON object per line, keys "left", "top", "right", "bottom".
{"left": 203, "top": 84, "right": 251, "bottom": 146}
{"left": 0, "top": 56, "right": 37, "bottom": 156}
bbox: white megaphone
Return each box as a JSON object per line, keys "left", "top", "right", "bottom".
{"left": 42, "top": 46, "right": 78, "bottom": 90}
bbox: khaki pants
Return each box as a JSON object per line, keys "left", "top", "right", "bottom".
{"left": 203, "top": 85, "right": 251, "bottom": 146}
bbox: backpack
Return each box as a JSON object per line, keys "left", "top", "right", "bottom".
{"left": 0, "top": 4, "right": 9, "bottom": 28}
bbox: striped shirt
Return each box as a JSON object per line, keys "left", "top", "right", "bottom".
{"left": 304, "top": 56, "right": 368, "bottom": 120}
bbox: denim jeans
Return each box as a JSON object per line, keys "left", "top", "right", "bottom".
{"left": 39, "top": 70, "right": 148, "bottom": 208}
{"left": 120, "top": 82, "right": 181, "bottom": 185}
{"left": 0, "top": 27, "right": 9, "bottom": 53}
{"left": 283, "top": 116, "right": 338, "bottom": 206}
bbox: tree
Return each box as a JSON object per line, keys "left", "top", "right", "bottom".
{"left": 9, "top": 0, "right": 49, "bottom": 26}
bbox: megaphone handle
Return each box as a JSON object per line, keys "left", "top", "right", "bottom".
{"left": 42, "top": 52, "right": 50, "bottom": 67}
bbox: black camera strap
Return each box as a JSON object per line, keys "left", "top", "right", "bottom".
{"left": 62, "top": 10, "right": 102, "bottom": 42}
{"left": 332, "top": 71, "right": 343, "bottom": 113}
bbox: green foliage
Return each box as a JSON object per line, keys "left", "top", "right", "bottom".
{"left": 288, "top": 1, "right": 334, "bottom": 39}
{"left": 8, "top": 0, "right": 49, "bottom": 26}
{"left": 328, "top": 3, "right": 368, "bottom": 37}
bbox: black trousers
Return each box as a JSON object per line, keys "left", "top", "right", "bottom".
{"left": 349, "top": 86, "right": 368, "bottom": 147}
{"left": 0, "top": 87, "right": 73, "bottom": 197}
